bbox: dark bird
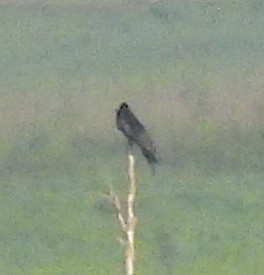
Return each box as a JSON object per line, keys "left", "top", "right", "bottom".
{"left": 116, "top": 102, "right": 157, "bottom": 165}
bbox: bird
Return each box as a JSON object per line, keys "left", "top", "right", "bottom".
{"left": 116, "top": 102, "right": 157, "bottom": 166}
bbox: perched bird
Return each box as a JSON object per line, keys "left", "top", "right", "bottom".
{"left": 116, "top": 102, "right": 157, "bottom": 165}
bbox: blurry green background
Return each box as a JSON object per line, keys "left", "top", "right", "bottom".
{"left": 0, "top": 0, "right": 263, "bottom": 274}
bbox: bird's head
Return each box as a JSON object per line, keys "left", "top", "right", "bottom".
{"left": 120, "top": 102, "right": 129, "bottom": 109}
{"left": 116, "top": 102, "right": 129, "bottom": 115}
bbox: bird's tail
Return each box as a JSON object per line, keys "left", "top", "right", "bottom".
{"left": 141, "top": 147, "right": 158, "bottom": 174}
{"left": 141, "top": 148, "right": 157, "bottom": 164}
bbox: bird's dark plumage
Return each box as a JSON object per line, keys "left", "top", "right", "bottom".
{"left": 116, "top": 102, "right": 157, "bottom": 165}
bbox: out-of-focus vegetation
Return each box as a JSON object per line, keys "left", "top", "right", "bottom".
{"left": 0, "top": 0, "right": 263, "bottom": 274}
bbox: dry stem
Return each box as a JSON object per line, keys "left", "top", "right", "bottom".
{"left": 126, "top": 153, "right": 137, "bottom": 275}
{"left": 107, "top": 153, "right": 137, "bottom": 275}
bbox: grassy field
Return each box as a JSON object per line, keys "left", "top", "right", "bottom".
{"left": 0, "top": 0, "right": 264, "bottom": 274}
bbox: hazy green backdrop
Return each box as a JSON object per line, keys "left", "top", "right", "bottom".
{"left": 0, "top": 0, "right": 263, "bottom": 274}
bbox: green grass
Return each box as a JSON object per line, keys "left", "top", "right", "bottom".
{"left": 0, "top": 0, "right": 264, "bottom": 274}
{"left": 1, "top": 168, "right": 263, "bottom": 274}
